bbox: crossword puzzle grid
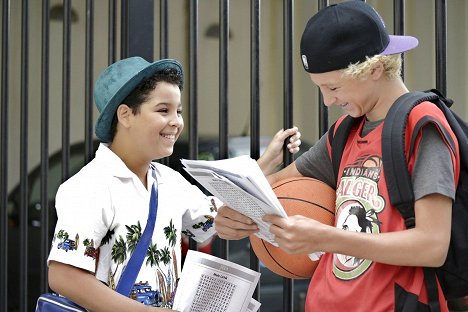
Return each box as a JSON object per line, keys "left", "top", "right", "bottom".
{"left": 190, "top": 274, "right": 237, "bottom": 312}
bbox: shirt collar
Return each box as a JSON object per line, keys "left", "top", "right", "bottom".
{"left": 95, "top": 143, "right": 141, "bottom": 179}
{"left": 96, "top": 143, "right": 164, "bottom": 186}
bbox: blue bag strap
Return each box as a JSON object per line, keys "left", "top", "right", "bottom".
{"left": 115, "top": 170, "right": 158, "bottom": 296}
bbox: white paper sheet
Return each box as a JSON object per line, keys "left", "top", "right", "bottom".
{"left": 181, "top": 156, "right": 324, "bottom": 260}
{"left": 172, "top": 250, "right": 261, "bottom": 312}
{"left": 181, "top": 156, "right": 287, "bottom": 245}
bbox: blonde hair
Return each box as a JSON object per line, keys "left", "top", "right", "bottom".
{"left": 341, "top": 54, "right": 402, "bottom": 80}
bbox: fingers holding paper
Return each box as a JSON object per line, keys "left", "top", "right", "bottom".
{"left": 263, "top": 214, "right": 327, "bottom": 255}
{"left": 215, "top": 206, "right": 259, "bottom": 240}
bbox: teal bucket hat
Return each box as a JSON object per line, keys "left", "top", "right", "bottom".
{"left": 94, "top": 56, "right": 183, "bottom": 143}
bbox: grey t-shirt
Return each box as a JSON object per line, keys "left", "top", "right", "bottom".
{"left": 295, "top": 121, "right": 455, "bottom": 201}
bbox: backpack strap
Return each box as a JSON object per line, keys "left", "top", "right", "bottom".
{"left": 427, "top": 89, "right": 468, "bottom": 169}
{"left": 328, "top": 116, "right": 361, "bottom": 183}
{"left": 424, "top": 268, "right": 441, "bottom": 312}
{"left": 383, "top": 90, "right": 461, "bottom": 227}
{"left": 383, "top": 90, "right": 462, "bottom": 312}
{"left": 381, "top": 91, "right": 442, "bottom": 228}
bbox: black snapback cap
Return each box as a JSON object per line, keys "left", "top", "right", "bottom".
{"left": 300, "top": 0, "right": 419, "bottom": 73}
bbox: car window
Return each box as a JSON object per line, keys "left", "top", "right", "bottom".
{"left": 28, "top": 148, "right": 91, "bottom": 227}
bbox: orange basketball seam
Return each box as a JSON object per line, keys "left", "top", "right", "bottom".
{"left": 272, "top": 178, "right": 331, "bottom": 190}
{"left": 277, "top": 196, "right": 335, "bottom": 215}
{"left": 259, "top": 240, "right": 309, "bottom": 279}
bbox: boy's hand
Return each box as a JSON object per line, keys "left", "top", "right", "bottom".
{"left": 258, "top": 127, "right": 301, "bottom": 176}
{"left": 215, "top": 206, "right": 259, "bottom": 240}
{"left": 263, "top": 213, "right": 325, "bottom": 255}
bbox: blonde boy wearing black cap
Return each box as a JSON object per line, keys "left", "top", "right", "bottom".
{"left": 216, "top": 1, "right": 459, "bottom": 311}
{"left": 46, "top": 56, "right": 301, "bottom": 311}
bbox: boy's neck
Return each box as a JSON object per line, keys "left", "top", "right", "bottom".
{"left": 108, "top": 140, "right": 150, "bottom": 189}
{"left": 367, "top": 79, "right": 408, "bottom": 121}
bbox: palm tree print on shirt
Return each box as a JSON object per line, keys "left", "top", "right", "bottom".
{"left": 108, "top": 219, "right": 179, "bottom": 308}
{"left": 109, "top": 236, "right": 128, "bottom": 289}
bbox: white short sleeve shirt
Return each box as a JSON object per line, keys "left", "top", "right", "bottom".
{"left": 48, "top": 143, "right": 220, "bottom": 308}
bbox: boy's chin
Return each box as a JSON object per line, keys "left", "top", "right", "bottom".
{"left": 163, "top": 147, "right": 175, "bottom": 158}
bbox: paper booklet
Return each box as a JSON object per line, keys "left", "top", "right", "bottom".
{"left": 181, "top": 155, "right": 287, "bottom": 246}
{"left": 181, "top": 155, "right": 324, "bottom": 261}
{"left": 172, "top": 250, "right": 261, "bottom": 312}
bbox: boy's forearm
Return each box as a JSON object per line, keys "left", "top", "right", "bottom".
{"left": 48, "top": 261, "right": 171, "bottom": 312}
{"left": 266, "top": 162, "right": 302, "bottom": 185}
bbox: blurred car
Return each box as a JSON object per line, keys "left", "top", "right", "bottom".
{"left": 6, "top": 140, "right": 101, "bottom": 312}
{"left": 7, "top": 136, "right": 311, "bottom": 312}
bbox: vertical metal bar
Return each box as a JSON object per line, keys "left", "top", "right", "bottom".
{"left": 62, "top": 0, "right": 71, "bottom": 182}
{"left": 218, "top": 0, "right": 229, "bottom": 260}
{"left": 250, "top": 0, "right": 260, "bottom": 301}
{"left": 219, "top": 0, "right": 229, "bottom": 161}
{"left": 188, "top": 0, "right": 199, "bottom": 252}
{"left": 283, "top": 0, "right": 293, "bottom": 165}
{"left": 189, "top": 0, "right": 199, "bottom": 163}
{"left": 159, "top": 0, "right": 170, "bottom": 166}
{"left": 40, "top": 0, "right": 51, "bottom": 294}
{"left": 318, "top": 0, "right": 328, "bottom": 137}
{"left": 283, "top": 0, "right": 294, "bottom": 311}
{"left": 108, "top": 0, "right": 117, "bottom": 64}
{"left": 19, "top": 1, "right": 30, "bottom": 310}
{"left": 160, "top": 0, "right": 168, "bottom": 59}
{"left": 393, "top": 0, "right": 405, "bottom": 79}
{"left": 249, "top": 0, "right": 261, "bottom": 302}
{"left": 0, "top": 1, "right": 10, "bottom": 310}
{"left": 188, "top": 0, "right": 198, "bottom": 159}
{"left": 435, "top": 0, "right": 447, "bottom": 95}
{"left": 85, "top": 0, "right": 94, "bottom": 163}
{"left": 123, "top": 0, "right": 154, "bottom": 60}
{"left": 250, "top": 0, "right": 261, "bottom": 161}
{"left": 120, "top": 0, "right": 128, "bottom": 59}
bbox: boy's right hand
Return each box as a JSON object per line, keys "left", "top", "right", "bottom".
{"left": 214, "top": 206, "right": 259, "bottom": 240}
{"left": 257, "top": 127, "right": 301, "bottom": 176}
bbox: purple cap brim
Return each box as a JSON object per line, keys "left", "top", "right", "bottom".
{"left": 381, "top": 35, "right": 419, "bottom": 55}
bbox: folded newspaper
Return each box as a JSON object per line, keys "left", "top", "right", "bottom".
{"left": 172, "top": 250, "right": 261, "bottom": 312}
{"left": 181, "top": 155, "right": 287, "bottom": 245}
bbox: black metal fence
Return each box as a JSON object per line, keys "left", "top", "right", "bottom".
{"left": 0, "top": 0, "right": 458, "bottom": 311}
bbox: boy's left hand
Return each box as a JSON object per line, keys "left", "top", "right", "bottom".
{"left": 215, "top": 206, "right": 259, "bottom": 240}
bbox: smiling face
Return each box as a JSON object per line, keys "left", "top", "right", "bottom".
{"left": 111, "top": 80, "right": 184, "bottom": 165}
{"left": 310, "top": 70, "right": 378, "bottom": 119}
{"left": 127, "top": 81, "right": 184, "bottom": 161}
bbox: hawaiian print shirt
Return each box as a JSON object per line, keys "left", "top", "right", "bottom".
{"left": 48, "top": 144, "right": 219, "bottom": 308}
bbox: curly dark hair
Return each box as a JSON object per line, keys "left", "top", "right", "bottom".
{"left": 109, "top": 67, "right": 183, "bottom": 140}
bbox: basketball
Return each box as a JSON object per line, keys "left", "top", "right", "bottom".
{"left": 249, "top": 177, "right": 335, "bottom": 279}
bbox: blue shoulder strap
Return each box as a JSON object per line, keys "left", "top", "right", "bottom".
{"left": 115, "top": 172, "right": 158, "bottom": 296}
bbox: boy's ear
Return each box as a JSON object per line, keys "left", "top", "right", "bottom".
{"left": 116, "top": 104, "right": 132, "bottom": 129}
{"left": 370, "top": 61, "right": 384, "bottom": 80}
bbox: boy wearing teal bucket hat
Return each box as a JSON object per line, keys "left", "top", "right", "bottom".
{"left": 46, "top": 56, "right": 301, "bottom": 311}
